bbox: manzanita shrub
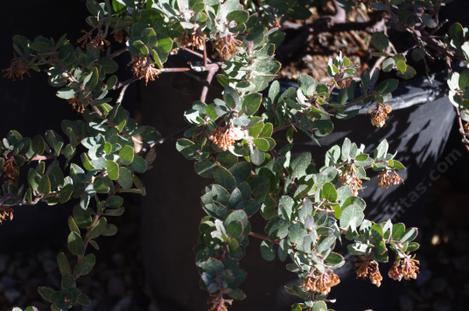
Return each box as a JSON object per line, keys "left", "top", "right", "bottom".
{"left": 2, "top": 0, "right": 468, "bottom": 310}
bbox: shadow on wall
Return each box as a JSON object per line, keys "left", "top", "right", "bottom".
{"left": 0, "top": 1, "right": 92, "bottom": 250}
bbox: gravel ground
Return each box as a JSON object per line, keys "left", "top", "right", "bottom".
{"left": 0, "top": 214, "right": 157, "bottom": 311}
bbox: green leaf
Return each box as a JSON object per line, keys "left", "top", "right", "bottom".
{"left": 400, "top": 227, "right": 418, "bottom": 243}
{"left": 279, "top": 195, "right": 294, "bottom": 220}
{"left": 449, "top": 22, "right": 465, "bottom": 47}
{"left": 325, "top": 252, "right": 345, "bottom": 269}
{"left": 106, "top": 160, "right": 119, "bottom": 180}
{"left": 459, "top": 69, "right": 469, "bottom": 90}
{"left": 106, "top": 195, "right": 124, "bottom": 208}
{"left": 57, "top": 252, "right": 72, "bottom": 277}
{"left": 213, "top": 166, "right": 237, "bottom": 191}
{"left": 325, "top": 145, "right": 340, "bottom": 166}
{"left": 118, "top": 166, "right": 133, "bottom": 189}
{"left": 68, "top": 216, "right": 80, "bottom": 234}
{"left": 32, "top": 135, "right": 46, "bottom": 155}
{"left": 394, "top": 55, "right": 407, "bottom": 74}
{"left": 57, "top": 88, "right": 76, "bottom": 100}
{"left": 371, "top": 32, "right": 389, "bottom": 51}
{"left": 391, "top": 223, "right": 406, "bottom": 240}
{"left": 45, "top": 130, "right": 64, "bottom": 156}
{"left": 341, "top": 137, "right": 351, "bottom": 161}
{"left": 74, "top": 254, "right": 96, "bottom": 278}
{"left": 119, "top": 145, "right": 135, "bottom": 165}
{"left": 176, "top": 138, "right": 197, "bottom": 159}
{"left": 242, "top": 93, "right": 262, "bottom": 115}
{"left": 224, "top": 209, "right": 248, "bottom": 238}
{"left": 260, "top": 241, "right": 275, "bottom": 261}
{"left": 81, "top": 153, "right": 94, "bottom": 171}
{"left": 254, "top": 138, "right": 270, "bottom": 152}
{"left": 38, "top": 175, "right": 51, "bottom": 195}
{"left": 37, "top": 286, "right": 60, "bottom": 304}
{"left": 195, "top": 160, "right": 218, "bottom": 177}
{"left": 320, "top": 182, "right": 337, "bottom": 202}
{"left": 268, "top": 81, "right": 280, "bottom": 103}
{"left": 67, "top": 231, "right": 85, "bottom": 256}
{"left": 340, "top": 202, "right": 365, "bottom": 231}
{"left": 250, "top": 148, "right": 265, "bottom": 166}
{"left": 387, "top": 159, "right": 405, "bottom": 170}
{"left": 291, "top": 152, "right": 311, "bottom": 179}
{"left": 131, "top": 39, "right": 149, "bottom": 56}
{"left": 375, "top": 139, "right": 389, "bottom": 160}
{"left": 312, "top": 301, "right": 328, "bottom": 311}
{"left": 376, "top": 79, "right": 399, "bottom": 95}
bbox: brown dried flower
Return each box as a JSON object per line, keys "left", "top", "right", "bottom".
{"left": 208, "top": 294, "right": 232, "bottom": 311}
{"left": 77, "top": 30, "right": 110, "bottom": 50}
{"left": 67, "top": 98, "right": 86, "bottom": 114}
{"left": 378, "top": 170, "right": 402, "bottom": 188}
{"left": 2, "top": 58, "right": 30, "bottom": 80}
{"left": 370, "top": 103, "right": 392, "bottom": 128}
{"left": 303, "top": 269, "right": 341, "bottom": 295}
{"left": 130, "top": 57, "right": 161, "bottom": 85}
{"left": 2, "top": 154, "right": 19, "bottom": 183}
{"left": 208, "top": 126, "right": 244, "bottom": 151}
{"left": 0, "top": 206, "right": 14, "bottom": 224}
{"left": 113, "top": 30, "right": 127, "bottom": 44}
{"left": 339, "top": 165, "right": 362, "bottom": 196}
{"left": 356, "top": 259, "right": 383, "bottom": 287}
{"left": 181, "top": 31, "right": 206, "bottom": 51}
{"left": 388, "top": 256, "right": 420, "bottom": 281}
{"left": 214, "top": 34, "right": 242, "bottom": 61}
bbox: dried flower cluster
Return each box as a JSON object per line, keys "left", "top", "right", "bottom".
{"left": 130, "top": 57, "right": 161, "bottom": 85}
{"left": 388, "top": 257, "right": 420, "bottom": 281}
{"left": 339, "top": 165, "right": 362, "bottom": 196}
{"left": 2, "top": 154, "right": 19, "bottom": 183}
{"left": 214, "top": 34, "right": 241, "bottom": 61}
{"left": 208, "top": 294, "right": 232, "bottom": 311}
{"left": 303, "top": 269, "right": 341, "bottom": 295}
{"left": 67, "top": 98, "right": 86, "bottom": 114}
{"left": 208, "top": 126, "right": 244, "bottom": 151}
{"left": 370, "top": 103, "right": 392, "bottom": 128}
{"left": 77, "top": 30, "right": 110, "bottom": 50}
{"left": 113, "top": 30, "right": 127, "bottom": 44}
{"left": 355, "top": 259, "right": 383, "bottom": 287}
{"left": 378, "top": 170, "right": 402, "bottom": 188}
{"left": 181, "top": 31, "right": 206, "bottom": 51}
{"left": 0, "top": 206, "right": 14, "bottom": 224}
{"left": 2, "top": 58, "right": 30, "bottom": 80}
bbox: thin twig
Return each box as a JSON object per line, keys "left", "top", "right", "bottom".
{"left": 200, "top": 63, "right": 219, "bottom": 103}
{"left": 248, "top": 232, "right": 279, "bottom": 244}
{"left": 180, "top": 47, "right": 211, "bottom": 63}
{"left": 30, "top": 155, "right": 54, "bottom": 162}
{"left": 108, "top": 47, "right": 128, "bottom": 59}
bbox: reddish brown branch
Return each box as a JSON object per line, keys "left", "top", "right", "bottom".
{"left": 200, "top": 63, "right": 219, "bottom": 103}
{"left": 248, "top": 231, "right": 279, "bottom": 244}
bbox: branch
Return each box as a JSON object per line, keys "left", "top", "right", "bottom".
{"left": 200, "top": 63, "right": 219, "bottom": 103}
{"left": 30, "top": 155, "right": 55, "bottom": 162}
{"left": 248, "top": 232, "right": 279, "bottom": 244}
